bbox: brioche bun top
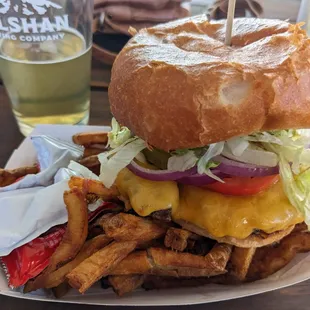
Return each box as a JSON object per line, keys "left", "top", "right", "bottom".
{"left": 109, "top": 16, "right": 310, "bottom": 151}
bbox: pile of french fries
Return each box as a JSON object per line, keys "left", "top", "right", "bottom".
{"left": 1, "top": 131, "right": 310, "bottom": 298}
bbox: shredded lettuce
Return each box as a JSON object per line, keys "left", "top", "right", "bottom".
{"left": 135, "top": 152, "right": 147, "bottom": 164}
{"left": 108, "top": 118, "right": 132, "bottom": 149}
{"left": 222, "top": 144, "right": 278, "bottom": 167}
{"left": 99, "top": 137, "right": 146, "bottom": 188}
{"left": 250, "top": 130, "right": 310, "bottom": 227}
{"left": 198, "top": 144, "right": 224, "bottom": 183}
{"left": 246, "top": 132, "right": 283, "bottom": 145}
{"left": 226, "top": 137, "right": 250, "bottom": 157}
{"left": 167, "top": 151, "right": 198, "bottom": 172}
{"left": 279, "top": 154, "right": 310, "bottom": 227}
{"left": 206, "top": 161, "right": 220, "bottom": 169}
{"left": 197, "top": 142, "right": 225, "bottom": 175}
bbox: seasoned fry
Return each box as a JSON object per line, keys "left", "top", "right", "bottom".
{"left": 83, "top": 147, "right": 105, "bottom": 158}
{"left": 100, "top": 213, "right": 167, "bottom": 244}
{"left": 68, "top": 176, "right": 119, "bottom": 199}
{"left": 164, "top": 227, "right": 199, "bottom": 252}
{"left": 52, "top": 281, "right": 71, "bottom": 299}
{"left": 73, "top": 132, "right": 108, "bottom": 146}
{"left": 247, "top": 231, "right": 310, "bottom": 281}
{"left": 111, "top": 251, "right": 152, "bottom": 275}
{"left": 111, "top": 243, "right": 231, "bottom": 278}
{"left": 78, "top": 155, "right": 101, "bottom": 175}
{"left": 48, "top": 188, "right": 88, "bottom": 271}
{"left": 24, "top": 235, "right": 112, "bottom": 292}
{"left": 79, "top": 155, "right": 100, "bottom": 168}
{"left": 45, "top": 234, "right": 112, "bottom": 288}
{"left": 24, "top": 188, "right": 89, "bottom": 293}
{"left": 66, "top": 241, "right": 137, "bottom": 294}
{"left": 88, "top": 207, "right": 124, "bottom": 239}
{"left": 229, "top": 247, "right": 256, "bottom": 282}
{"left": 149, "top": 243, "right": 231, "bottom": 277}
{"left": 0, "top": 165, "right": 39, "bottom": 187}
{"left": 109, "top": 275, "right": 145, "bottom": 296}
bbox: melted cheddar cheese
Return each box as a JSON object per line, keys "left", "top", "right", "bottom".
{"left": 172, "top": 182, "right": 304, "bottom": 239}
{"left": 116, "top": 169, "right": 304, "bottom": 238}
{"left": 116, "top": 168, "right": 179, "bottom": 216}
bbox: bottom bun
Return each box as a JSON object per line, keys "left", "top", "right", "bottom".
{"left": 176, "top": 220, "right": 295, "bottom": 248}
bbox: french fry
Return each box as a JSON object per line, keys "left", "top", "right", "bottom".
{"left": 45, "top": 234, "right": 112, "bottom": 288}
{"left": 164, "top": 227, "right": 199, "bottom": 252}
{"left": 0, "top": 165, "right": 39, "bottom": 187}
{"left": 100, "top": 213, "right": 167, "bottom": 244}
{"left": 24, "top": 235, "right": 112, "bottom": 292}
{"left": 83, "top": 147, "right": 105, "bottom": 158}
{"left": 79, "top": 155, "right": 100, "bottom": 168}
{"left": 229, "top": 247, "right": 256, "bottom": 282}
{"left": 88, "top": 207, "right": 123, "bottom": 239}
{"left": 247, "top": 231, "right": 310, "bottom": 281}
{"left": 68, "top": 176, "right": 119, "bottom": 199}
{"left": 66, "top": 241, "right": 137, "bottom": 294}
{"left": 109, "top": 275, "right": 145, "bottom": 296}
{"left": 111, "top": 243, "right": 232, "bottom": 278}
{"left": 24, "top": 188, "right": 89, "bottom": 293}
{"left": 78, "top": 155, "right": 101, "bottom": 175}
{"left": 148, "top": 244, "right": 231, "bottom": 277}
{"left": 111, "top": 251, "right": 152, "bottom": 275}
{"left": 52, "top": 281, "right": 71, "bottom": 299}
{"left": 73, "top": 132, "right": 108, "bottom": 146}
{"left": 48, "top": 188, "right": 88, "bottom": 271}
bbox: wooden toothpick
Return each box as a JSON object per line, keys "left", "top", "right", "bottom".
{"left": 225, "top": 0, "right": 237, "bottom": 46}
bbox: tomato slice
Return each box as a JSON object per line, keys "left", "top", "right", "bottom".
{"left": 204, "top": 175, "right": 280, "bottom": 196}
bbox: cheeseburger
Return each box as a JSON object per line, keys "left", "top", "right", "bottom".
{"left": 99, "top": 16, "right": 310, "bottom": 249}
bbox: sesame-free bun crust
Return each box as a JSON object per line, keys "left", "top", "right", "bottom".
{"left": 109, "top": 17, "right": 310, "bottom": 151}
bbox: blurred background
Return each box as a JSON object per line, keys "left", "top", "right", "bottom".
{"left": 191, "top": 0, "right": 301, "bottom": 20}
{"left": 92, "top": 0, "right": 304, "bottom": 88}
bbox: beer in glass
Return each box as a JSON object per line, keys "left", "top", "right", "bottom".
{"left": 0, "top": 0, "right": 94, "bottom": 135}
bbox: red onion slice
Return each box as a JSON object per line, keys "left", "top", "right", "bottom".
{"left": 127, "top": 153, "right": 279, "bottom": 184}
{"left": 178, "top": 170, "right": 224, "bottom": 186}
{"left": 127, "top": 161, "right": 196, "bottom": 181}
{"left": 216, "top": 155, "right": 279, "bottom": 177}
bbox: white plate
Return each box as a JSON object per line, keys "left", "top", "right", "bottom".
{"left": 1, "top": 124, "right": 310, "bottom": 306}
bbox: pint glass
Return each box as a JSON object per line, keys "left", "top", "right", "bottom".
{"left": 0, "top": 0, "right": 94, "bottom": 136}
{"left": 297, "top": 0, "right": 310, "bottom": 36}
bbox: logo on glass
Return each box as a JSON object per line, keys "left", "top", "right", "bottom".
{"left": 0, "top": 0, "right": 68, "bottom": 42}
{"left": 0, "top": 0, "right": 62, "bottom": 15}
